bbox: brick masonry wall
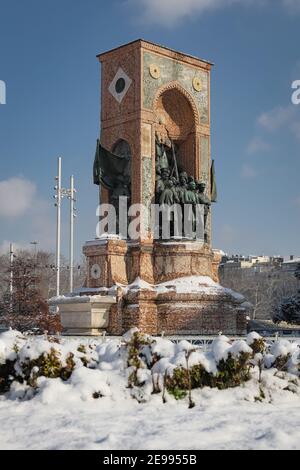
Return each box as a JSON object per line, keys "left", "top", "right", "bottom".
{"left": 106, "top": 289, "right": 248, "bottom": 336}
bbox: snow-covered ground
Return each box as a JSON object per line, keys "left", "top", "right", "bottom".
{"left": 0, "top": 330, "right": 299, "bottom": 450}
{"left": 0, "top": 385, "right": 300, "bottom": 450}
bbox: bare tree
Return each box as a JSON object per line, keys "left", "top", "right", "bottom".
{"left": 0, "top": 248, "right": 87, "bottom": 332}
{"left": 220, "top": 267, "right": 298, "bottom": 321}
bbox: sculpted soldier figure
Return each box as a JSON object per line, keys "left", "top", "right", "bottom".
{"left": 185, "top": 180, "right": 197, "bottom": 205}
{"left": 177, "top": 171, "right": 188, "bottom": 204}
{"left": 159, "top": 178, "right": 180, "bottom": 238}
{"left": 160, "top": 178, "right": 179, "bottom": 206}
{"left": 155, "top": 166, "right": 164, "bottom": 197}
{"left": 196, "top": 181, "right": 211, "bottom": 242}
{"left": 183, "top": 180, "right": 197, "bottom": 234}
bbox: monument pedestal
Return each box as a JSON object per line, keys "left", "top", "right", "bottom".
{"left": 49, "top": 294, "right": 116, "bottom": 336}
{"left": 153, "top": 241, "right": 217, "bottom": 283}
{"left": 155, "top": 290, "right": 248, "bottom": 336}
{"left": 82, "top": 238, "right": 249, "bottom": 336}
{"left": 107, "top": 281, "right": 248, "bottom": 336}
{"left": 83, "top": 238, "right": 128, "bottom": 288}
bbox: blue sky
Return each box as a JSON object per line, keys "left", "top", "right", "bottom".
{"left": 0, "top": 0, "right": 300, "bottom": 259}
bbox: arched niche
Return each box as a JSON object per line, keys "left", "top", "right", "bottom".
{"left": 154, "top": 84, "right": 198, "bottom": 177}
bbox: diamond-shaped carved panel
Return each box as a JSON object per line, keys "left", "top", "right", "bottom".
{"left": 108, "top": 67, "right": 132, "bottom": 104}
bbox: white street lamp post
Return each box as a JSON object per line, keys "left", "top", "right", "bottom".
{"left": 54, "top": 157, "right": 62, "bottom": 297}
{"left": 69, "top": 175, "right": 77, "bottom": 293}
{"left": 9, "top": 243, "right": 14, "bottom": 312}
{"left": 54, "top": 158, "right": 77, "bottom": 297}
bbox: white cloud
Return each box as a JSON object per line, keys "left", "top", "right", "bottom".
{"left": 0, "top": 201, "right": 55, "bottom": 254}
{"left": 241, "top": 163, "right": 257, "bottom": 179}
{"left": 257, "top": 105, "right": 296, "bottom": 132}
{"left": 0, "top": 177, "right": 36, "bottom": 217}
{"left": 257, "top": 104, "right": 300, "bottom": 143}
{"left": 30, "top": 199, "right": 55, "bottom": 251}
{"left": 282, "top": 0, "right": 300, "bottom": 13}
{"left": 128, "top": 0, "right": 250, "bottom": 25}
{"left": 0, "top": 177, "right": 55, "bottom": 254}
{"left": 246, "top": 136, "right": 271, "bottom": 155}
{"left": 128, "top": 0, "right": 299, "bottom": 26}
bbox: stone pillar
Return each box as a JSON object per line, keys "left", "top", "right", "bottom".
{"left": 212, "top": 250, "right": 222, "bottom": 283}
{"left": 83, "top": 239, "right": 128, "bottom": 288}
{"left": 123, "top": 289, "right": 158, "bottom": 335}
{"left": 127, "top": 242, "right": 154, "bottom": 284}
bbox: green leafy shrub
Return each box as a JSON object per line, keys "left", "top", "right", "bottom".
{"left": 165, "top": 351, "right": 252, "bottom": 398}
{"left": 166, "top": 367, "right": 189, "bottom": 396}
{"left": 125, "top": 331, "right": 152, "bottom": 387}
{"left": 214, "top": 352, "right": 252, "bottom": 389}
{"left": 18, "top": 348, "right": 75, "bottom": 388}
{"left": 250, "top": 338, "right": 266, "bottom": 355}
{"left": 273, "top": 354, "right": 291, "bottom": 372}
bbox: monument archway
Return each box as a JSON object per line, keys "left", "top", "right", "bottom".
{"left": 154, "top": 83, "right": 199, "bottom": 178}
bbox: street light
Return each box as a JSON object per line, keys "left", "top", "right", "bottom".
{"left": 30, "top": 241, "right": 38, "bottom": 264}
{"left": 30, "top": 241, "right": 38, "bottom": 289}
{"left": 68, "top": 175, "right": 77, "bottom": 293}
{"left": 53, "top": 157, "right": 77, "bottom": 296}
{"left": 9, "top": 243, "right": 14, "bottom": 312}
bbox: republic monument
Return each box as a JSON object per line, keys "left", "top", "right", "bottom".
{"left": 52, "top": 39, "right": 250, "bottom": 336}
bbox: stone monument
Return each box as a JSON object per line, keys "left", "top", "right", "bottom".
{"left": 52, "top": 39, "right": 250, "bottom": 336}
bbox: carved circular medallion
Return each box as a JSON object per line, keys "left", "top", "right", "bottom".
{"left": 115, "top": 77, "right": 126, "bottom": 94}
{"left": 91, "top": 264, "right": 101, "bottom": 280}
{"left": 149, "top": 64, "right": 160, "bottom": 79}
{"left": 192, "top": 77, "right": 202, "bottom": 92}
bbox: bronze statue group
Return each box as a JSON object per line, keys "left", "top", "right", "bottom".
{"left": 155, "top": 137, "right": 211, "bottom": 241}
{"left": 93, "top": 136, "right": 216, "bottom": 241}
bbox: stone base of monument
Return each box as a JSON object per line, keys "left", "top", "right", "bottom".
{"left": 108, "top": 277, "right": 250, "bottom": 336}
{"left": 83, "top": 239, "right": 222, "bottom": 288}
{"left": 79, "top": 238, "right": 251, "bottom": 336}
{"left": 48, "top": 294, "right": 116, "bottom": 336}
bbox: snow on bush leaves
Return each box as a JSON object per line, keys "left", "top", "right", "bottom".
{"left": 0, "top": 329, "right": 299, "bottom": 404}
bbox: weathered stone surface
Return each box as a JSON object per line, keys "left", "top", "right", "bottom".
{"left": 97, "top": 40, "right": 212, "bottom": 238}
{"left": 83, "top": 239, "right": 128, "bottom": 288}
{"left": 143, "top": 51, "right": 209, "bottom": 124}
{"left": 107, "top": 288, "right": 248, "bottom": 336}
{"left": 49, "top": 295, "right": 116, "bottom": 336}
{"left": 153, "top": 241, "right": 213, "bottom": 283}
{"left": 75, "top": 40, "right": 248, "bottom": 337}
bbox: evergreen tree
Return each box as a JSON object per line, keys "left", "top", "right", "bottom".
{"left": 295, "top": 263, "right": 300, "bottom": 282}
{"left": 274, "top": 265, "right": 300, "bottom": 325}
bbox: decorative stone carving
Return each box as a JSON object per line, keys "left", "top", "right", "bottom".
{"left": 149, "top": 64, "right": 160, "bottom": 79}
{"left": 91, "top": 264, "right": 101, "bottom": 280}
{"left": 143, "top": 51, "right": 209, "bottom": 124}
{"left": 192, "top": 76, "right": 202, "bottom": 92}
{"left": 108, "top": 67, "right": 132, "bottom": 104}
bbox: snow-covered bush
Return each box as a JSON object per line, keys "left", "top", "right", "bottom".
{"left": 247, "top": 332, "right": 266, "bottom": 354}
{"left": 124, "top": 329, "right": 152, "bottom": 388}
{"left": 0, "top": 329, "right": 299, "bottom": 404}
